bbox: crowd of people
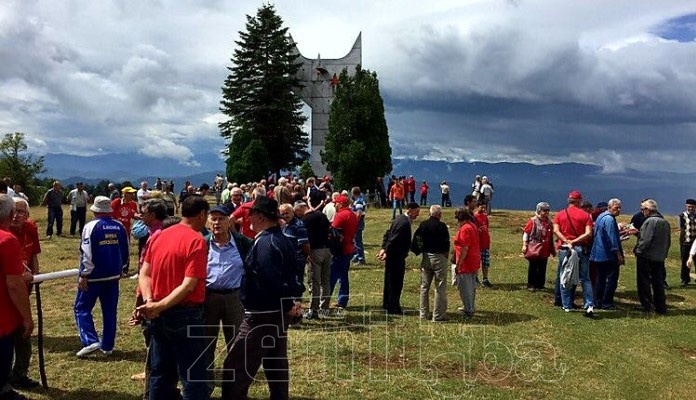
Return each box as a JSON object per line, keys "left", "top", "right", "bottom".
{"left": 0, "top": 171, "right": 691, "bottom": 400}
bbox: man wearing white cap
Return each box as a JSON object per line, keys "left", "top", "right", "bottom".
{"left": 74, "top": 196, "right": 129, "bottom": 357}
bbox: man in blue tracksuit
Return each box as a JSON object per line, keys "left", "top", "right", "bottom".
{"left": 74, "top": 196, "right": 129, "bottom": 357}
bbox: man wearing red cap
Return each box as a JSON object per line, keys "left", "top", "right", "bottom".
{"left": 553, "top": 191, "right": 595, "bottom": 317}
{"left": 329, "top": 195, "right": 358, "bottom": 309}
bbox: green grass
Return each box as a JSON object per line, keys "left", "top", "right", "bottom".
{"left": 14, "top": 205, "right": 696, "bottom": 399}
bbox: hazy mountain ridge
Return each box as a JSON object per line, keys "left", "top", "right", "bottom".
{"left": 42, "top": 153, "right": 695, "bottom": 214}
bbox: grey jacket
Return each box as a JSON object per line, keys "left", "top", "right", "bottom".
{"left": 634, "top": 215, "right": 671, "bottom": 262}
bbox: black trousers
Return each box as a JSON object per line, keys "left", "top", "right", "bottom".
{"left": 527, "top": 258, "right": 548, "bottom": 289}
{"left": 680, "top": 244, "right": 692, "bottom": 284}
{"left": 222, "top": 311, "right": 289, "bottom": 400}
{"left": 636, "top": 256, "right": 667, "bottom": 313}
{"left": 382, "top": 257, "right": 406, "bottom": 313}
{"left": 69, "top": 207, "right": 87, "bottom": 236}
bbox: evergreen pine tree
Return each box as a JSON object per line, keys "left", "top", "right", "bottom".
{"left": 219, "top": 4, "right": 308, "bottom": 181}
{"left": 322, "top": 66, "right": 392, "bottom": 190}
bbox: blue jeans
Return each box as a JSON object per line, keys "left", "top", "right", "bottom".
{"left": 594, "top": 260, "right": 620, "bottom": 309}
{"left": 330, "top": 255, "right": 351, "bottom": 307}
{"left": 352, "top": 223, "right": 365, "bottom": 262}
{"left": 391, "top": 199, "right": 402, "bottom": 219}
{"left": 559, "top": 247, "right": 594, "bottom": 310}
{"left": 46, "top": 206, "right": 63, "bottom": 236}
{"left": 74, "top": 280, "right": 119, "bottom": 351}
{"left": 148, "top": 306, "right": 208, "bottom": 400}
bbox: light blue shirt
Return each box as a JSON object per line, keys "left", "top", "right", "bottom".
{"left": 206, "top": 237, "right": 245, "bottom": 290}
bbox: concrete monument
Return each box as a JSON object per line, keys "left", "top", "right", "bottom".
{"left": 291, "top": 33, "right": 362, "bottom": 176}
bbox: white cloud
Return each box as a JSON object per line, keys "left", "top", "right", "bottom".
{"left": 1, "top": 0, "right": 695, "bottom": 173}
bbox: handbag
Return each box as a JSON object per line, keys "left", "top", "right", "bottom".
{"left": 524, "top": 217, "right": 546, "bottom": 260}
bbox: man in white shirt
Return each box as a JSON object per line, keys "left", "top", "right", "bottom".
{"left": 68, "top": 182, "right": 91, "bottom": 236}
{"left": 136, "top": 181, "right": 151, "bottom": 213}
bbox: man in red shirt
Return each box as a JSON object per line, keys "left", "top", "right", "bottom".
{"left": 474, "top": 200, "right": 493, "bottom": 288}
{"left": 0, "top": 195, "right": 34, "bottom": 400}
{"left": 231, "top": 187, "right": 266, "bottom": 238}
{"left": 553, "top": 191, "right": 595, "bottom": 317}
{"left": 111, "top": 186, "right": 138, "bottom": 237}
{"left": 406, "top": 175, "right": 416, "bottom": 203}
{"left": 8, "top": 198, "right": 41, "bottom": 389}
{"left": 137, "top": 196, "right": 210, "bottom": 399}
{"left": 329, "top": 195, "right": 359, "bottom": 309}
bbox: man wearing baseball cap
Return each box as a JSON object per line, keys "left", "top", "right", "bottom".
{"left": 75, "top": 196, "right": 129, "bottom": 357}
{"left": 111, "top": 186, "right": 138, "bottom": 239}
{"left": 553, "top": 191, "right": 595, "bottom": 317}
{"left": 329, "top": 195, "right": 359, "bottom": 309}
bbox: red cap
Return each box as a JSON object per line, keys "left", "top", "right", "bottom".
{"left": 568, "top": 191, "right": 583, "bottom": 200}
{"left": 334, "top": 195, "right": 349, "bottom": 204}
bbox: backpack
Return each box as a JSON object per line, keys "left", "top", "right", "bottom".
{"left": 328, "top": 227, "right": 344, "bottom": 257}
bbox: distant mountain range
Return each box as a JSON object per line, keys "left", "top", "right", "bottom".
{"left": 391, "top": 159, "right": 696, "bottom": 215}
{"left": 41, "top": 153, "right": 696, "bottom": 215}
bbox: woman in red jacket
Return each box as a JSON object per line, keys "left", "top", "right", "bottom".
{"left": 453, "top": 208, "right": 480, "bottom": 317}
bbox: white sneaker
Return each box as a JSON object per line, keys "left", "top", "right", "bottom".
{"left": 102, "top": 349, "right": 113, "bottom": 355}
{"left": 129, "top": 273, "right": 139, "bottom": 280}
{"left": 76, "top": 342, "right": 101, "bottom": 357}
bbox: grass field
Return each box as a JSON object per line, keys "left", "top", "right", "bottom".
{"left": 11, "top": 204, "right": 696, "bottom": 400}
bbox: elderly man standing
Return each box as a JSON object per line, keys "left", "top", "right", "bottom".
{"left": 411, "top": 205, "right": 450, "bottom": 321}
{"left": 203, "top": 205, "right": 252, "bottom": 394}
{"left": 678, "top": 199, "right": 696, "bottom": 287}
{"left": 137, "top": 182, "right": 151, "bottom": 213}
{"left": 137, "top": 196, "right": 210, "bottom": 399}
{"left": 112, "top": 186, "right": 138, "bottom": 238}
{"left": 68, "top": 182, "right": 91, "bottom": 237}
{"left": 75, "top": 196, "right": 129, "bottom": 357}
{"left": 301, "top": 201, "right": 332, "bottom": 319}
{"left": 221, "top": 197, "right": 304, "bottom": 400}
{"left": 378, "top": 202, "right": 421, "bottom": 315}
{"left": 8, "top": 198, "right": 41, "bottom": 389}
{"left": 553, "top": 191, "right": 595, "bottom": 317}
{"left": 589, "top": 198, "right": 625, "bottom": 310}
{"left": 0, "top": 195, "right": 34, "bottom": 400}
{"left": 634, "top": 199, "right": 671, "bottom": 314}
{"left": 41, "top": 180, "right": 63, "bottom": 239}
{"left": 329, "top": 195, "right": 359, "bottom": 309}
{"left": 108, "top": 183, "right": 120, "bottom": 201}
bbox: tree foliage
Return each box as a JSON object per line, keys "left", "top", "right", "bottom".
{"left": 298, "top": 160, "right": 316, "bottom": 180}
{"left": 219, "top": 4, "right": 308, "bottom": 179}
{"left": 322, "top": 66, "right": 392, "bottom": 190}
{"left": 225, "top": 129, "right": 270, "bottom": 184}
{"left": 0, "top": 132, "right": 46, "bottom": 204}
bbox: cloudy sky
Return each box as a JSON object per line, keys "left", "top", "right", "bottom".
{"left": 1, "top": 0, "right": 695, "bottom": 172}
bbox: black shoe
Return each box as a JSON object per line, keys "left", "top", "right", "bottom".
{"left": 10, "top": 375, "right": 40, "bottom": 389}
{"left": 633, "top": 305, "right": 653, "bottom": 313}
{"left": 482, "top": 279, "right": 493, "bottom": 288}
{"left": 386, "top": 307, "right": 403, "bottom": 315}
{"left": 583, "top": 310, "right": 595, "bottom": 319}
{"left": 681, "top": 281, "right": 690, "bottom": 287}
{"left": 663, "top": 281, "right": 670, "bottom": 289}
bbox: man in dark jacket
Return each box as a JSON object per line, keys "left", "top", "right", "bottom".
{"left": 378, "top": 202, "right": 421, "bottom": 314}
{"left": 634, "top": 199, "right": 671, "bottom": 314}
{"left": 411, "top": 205, "right": 450, "bottom": 321}
{"left": 222, "top": 197, "right": 304, "bottom": 400}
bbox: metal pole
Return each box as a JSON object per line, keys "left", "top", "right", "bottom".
{"left": 34, "top": 282, "right": 48, "bottom": 389}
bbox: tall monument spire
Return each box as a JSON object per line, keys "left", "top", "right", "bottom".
{"left": 291, "top": 33, "right": 362, "bottom": 176}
